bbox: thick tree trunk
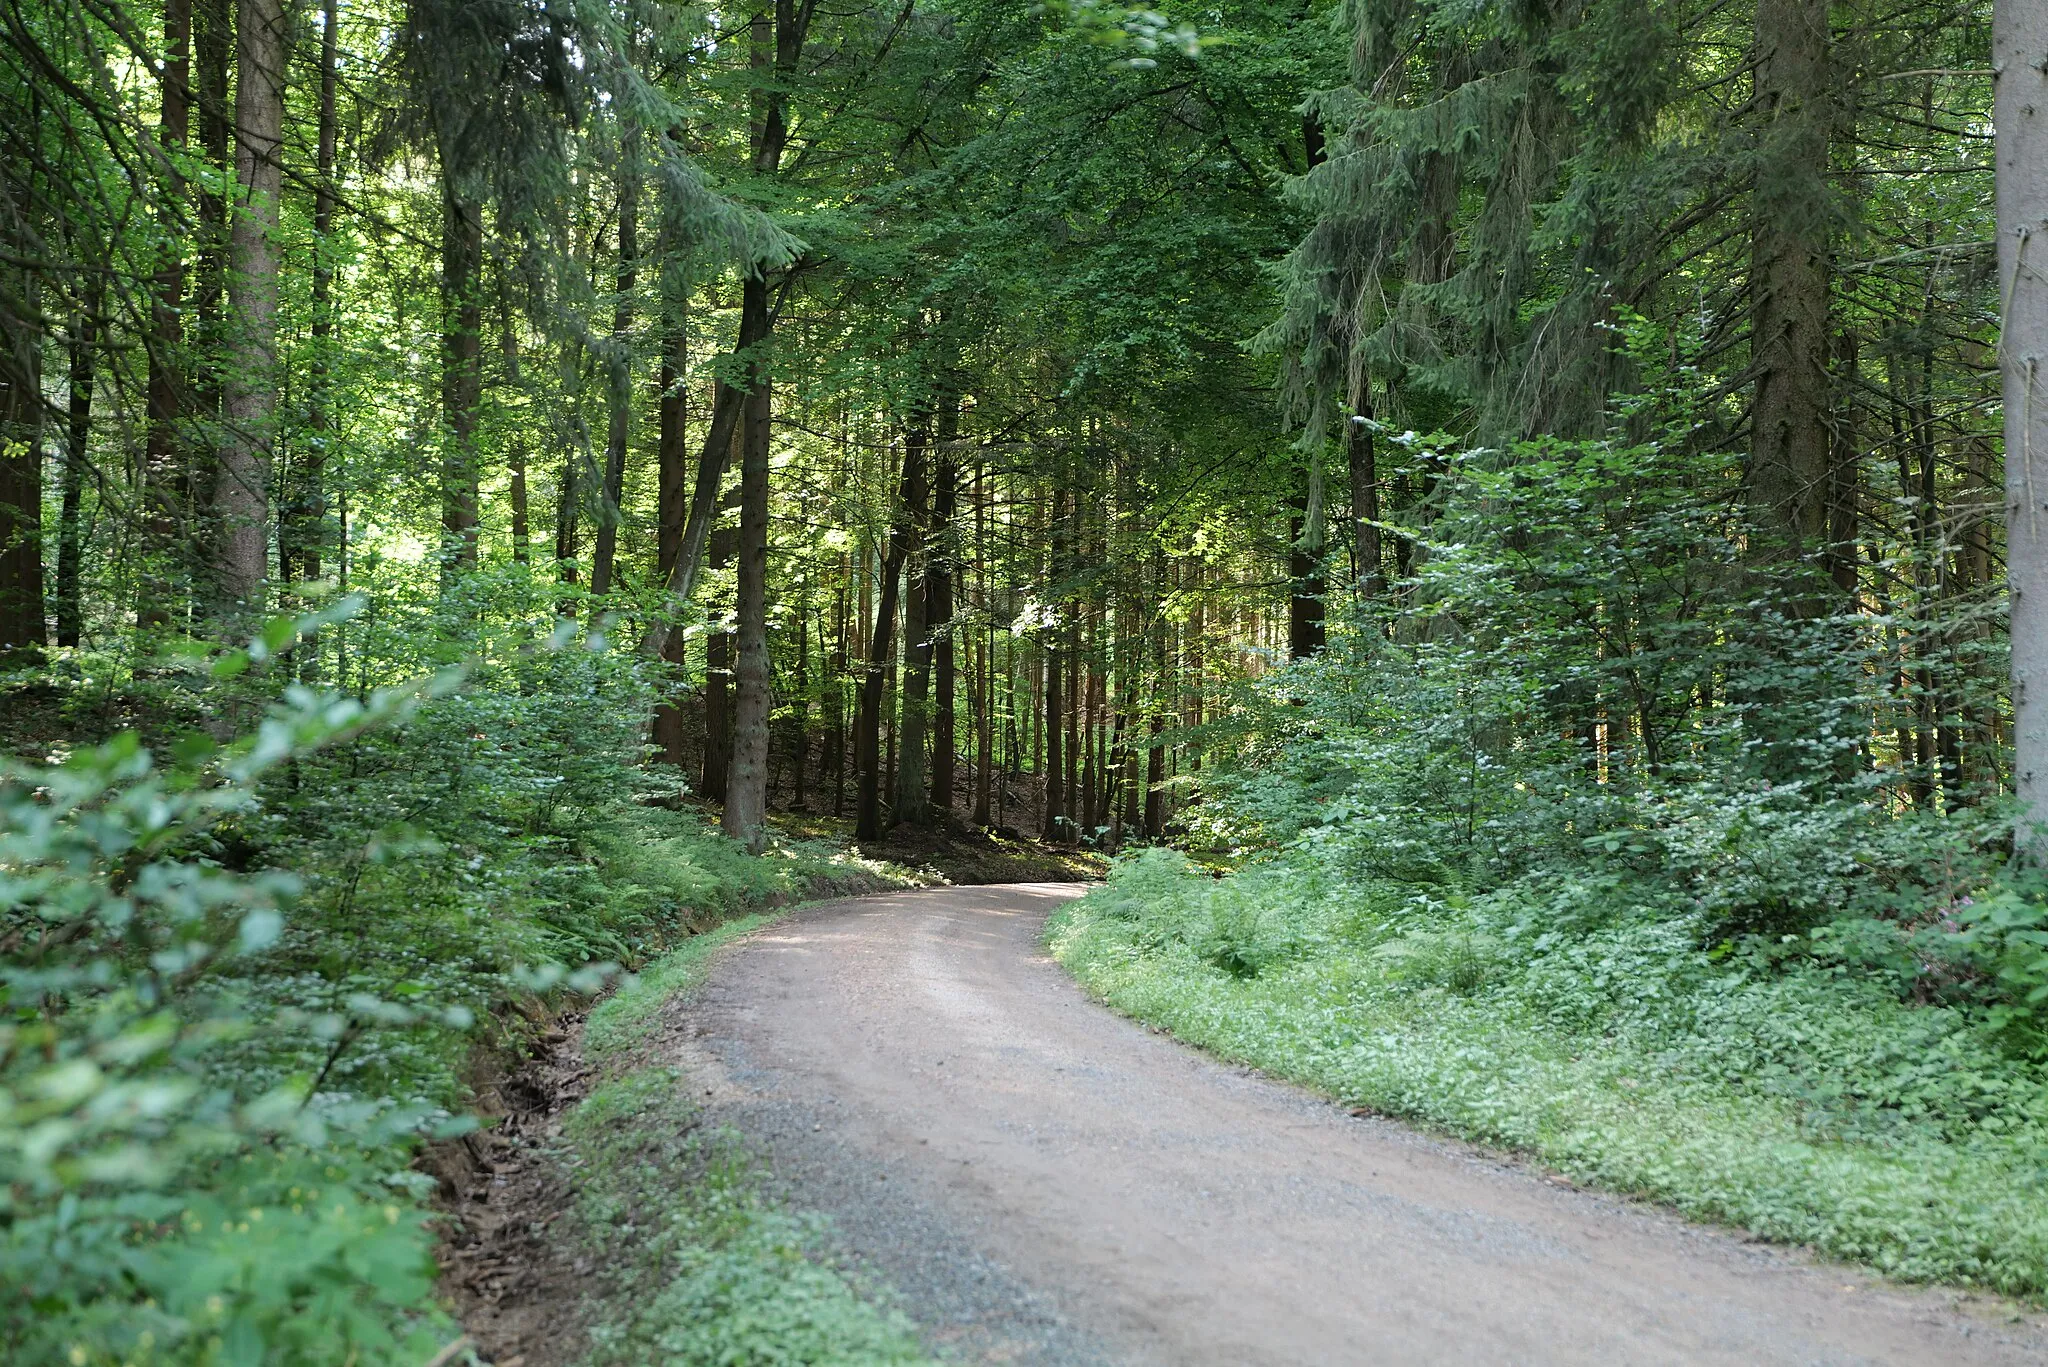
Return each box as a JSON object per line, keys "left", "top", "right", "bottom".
{"left": 723, "top": 271, "right": 773, "bottom": 849}
{"left": 592, "top": 160, "right": 637, "bottom": 597}
{"left": 1748, "top": 0, "right": 1833, "bottom": 563}
{"left": 214, "top": 0, "right": 288, "bottom": 616}
{"left": 440, "top": 187, "right": 483, "bottom": 576}
{"left": 1999, "top": 1, "right": 2048, "bottom": 849}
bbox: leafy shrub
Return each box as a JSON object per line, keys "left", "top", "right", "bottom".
{"left": 0, "top": 622, "right": 466, "bottom": 1363}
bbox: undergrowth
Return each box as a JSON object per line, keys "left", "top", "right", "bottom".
{"left": 1050, "top": 848, "right": 2048, "bottom": 1299}
{"left": 2, "top": 598, "right": 921, "bottom": 1363}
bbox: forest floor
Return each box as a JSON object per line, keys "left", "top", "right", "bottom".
{"left": 541, "top": 883, "right": 2048, "bottom": 1367}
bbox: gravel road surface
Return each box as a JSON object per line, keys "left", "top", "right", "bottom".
{"left": 664, "top": 882, "right": 2048, "bottom": 1366}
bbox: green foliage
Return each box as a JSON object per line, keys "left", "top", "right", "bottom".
{"left": 1053, "top": 850, "right": 2048, "bottom": 1297}
{"left": 2, "top": 597, "right": 914, "bottom": 1361}
{"left": 1, "top": 612, "right": 467, "bottom": 1364}
{"left": 565, "top": 1071, "right": 932, "bottom": 1367}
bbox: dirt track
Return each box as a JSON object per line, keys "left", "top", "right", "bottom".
{"left": 664, "top": 883, "right": 2048, "bottom": 1365}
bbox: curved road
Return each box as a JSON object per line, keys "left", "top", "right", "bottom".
{"left": 665, "top": 883, "right": 2048, "bottom": 1365}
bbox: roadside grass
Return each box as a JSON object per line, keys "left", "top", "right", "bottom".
{"left": 565, "top": 907, "right": 939, "bottom": 1367}
{"left": 1048, "top": 848, "right": 2048, "bottom": 1300}
{"left": 562, "top": 1070, "right": 932, "bottom": 1367}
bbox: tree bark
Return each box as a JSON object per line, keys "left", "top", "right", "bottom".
{"left": 440, "top": 187, "right": 483, "bottom": 576}
{"left": 0, "top": 257, "right": 43, "bottom": 651}
{"left": 1288, "top": 491, "right": 1326, "bottom": 659}
{"left": 723, "top": 270, "right": 773, "bottom": 849}
{"left": 57, "top": 312, "right": 92, "bottom": 648}
{"left": 640, "top": 0, "right": 813, "bottom": 661}
{"left": 214, "top": 0, "right": 288, "bottom": 616}
{"left": 701, "top": 485, "right": 737, "bottom": 804}
{"left": 1348, "top": 376, "right": 1383, "bottom": 602}
{"left": 141, "top": 0, "right": 190, "bottom": 626}
{"left": 283, "top": 0, "right": 337, "bottom": 591}
{"left": 928, "top": 425, "right": 957, "bottom": 817}
{"left": 502, "top": 301, "right": 530, "bottom": 565}
{"left": 856, "top": 424, "right": 923, "bottom": 841}
{"left": 1748, "top": 0, "right": 1833, "bottom": 563}
{"left": 653, "top": 288, "right": 691, "bottom": 766}
{"left": 1999, "top": 0, "right": 2048, "bottom": 849}
{"left": 895, "top": 558, "right": 931, "bottom": 826}
{"left": 592, "top": 157, "right": 638, "bottom": 597}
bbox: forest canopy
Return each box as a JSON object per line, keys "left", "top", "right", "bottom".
{"left": 7, "top": 0, "right": 2048, "bottom": 1359}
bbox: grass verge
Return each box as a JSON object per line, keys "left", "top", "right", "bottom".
{"left": 1047, "top": 849, "right": 2048, "bottom": 1300}
{"left": 560, "top": 1068, "right": 932, "bottom": 1366}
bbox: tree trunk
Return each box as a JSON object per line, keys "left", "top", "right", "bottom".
{"left": 214, "top": 0, "right": 288, "bottom": 616}
{"left": 1145, "top": 606, "right": 1166, "bottom": 835}
{"left": 641, "top": 0, "right": 812, "bottom": 661}
{"left": 1288, "top": 491, "right": 1326, "bottom": 659}
{"left": 928, "top": 438, "right": 957, "bottom": 816}
{"left": 892, "top": 416, "right": 933, "bottom": 827}
{"left": 832, "top": 584, "right": 849, "bottom": 814}
{"left": 1999, "top": 0, "right": 2048, "bottom": 849}
{"left": 141, "top": 0, "right": 190, "bottom": 626}
{"left": 653, "top": 290, "right": 691, "bottom": 766}
{"left": 972, "top": 461, "right": 993, "bottom": 827}
{"left": 502, "top": 302, "right": 530, "bottom": 565}
{"left": 857, "top": 424, "right": 923, "bottom": 841}
{"left": 1348, "top": 376, "right": 1383, "bottom": 602}
{"left": 188, "top": 0, "right": 230, "bottom": 588}
{"left": 591, "top": 158, "right": 638, "bottom": 597}
{"left": 1043, "top": 643, "right": 1066, "bottom": 841}
{"left": 283, "top": 0, "right": 337, "bottom": 593}
{"left": 792, "top": 601, "right": 810, "bottom": 809}
{"left": 555, "top": 444, "right": 579, "bottom": 583}
{"left": 56, "top": 312, "right": 92, "bottom": 648}
{"left": 440, "top": 187, "right": 483, "bottom": 576}
{"left": 1748, "top": 0, "right": 1833, "bottom": 564}
{"left": 0, "top": 260, "right": 43, "bottom": 651}
{"left": 723, "top": 270, "right": 773, "bottom": 850}
{"left": 702, "top": 499, "right": 737, "bottom": 804}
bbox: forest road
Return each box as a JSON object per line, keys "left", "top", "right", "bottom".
{"left": 664, "top": 883, "right": 2048, "bottom": 1366}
